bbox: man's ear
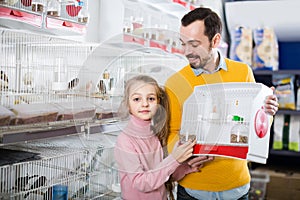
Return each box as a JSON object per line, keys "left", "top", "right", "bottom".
{"left": 212, "top": 33, "right": 221, "bottom": 48}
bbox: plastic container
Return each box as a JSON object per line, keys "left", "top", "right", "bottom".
{"left": 47, "top": 0, "right": 61, "bottom": 17}
{"left": 52, "top": 184, "right": 68, "bottom": 200}
{"left": 10, "top": 103, "right": 60, "bottom": 125}
{"left": 249, "top": 171, "right": 270, "bottom": 200}
{"left": 230, "top": 115, "right": 249, "bottom": 144}
{"left": 0, "top": 105, "right": 15, "bottom": 126}
{"left": 32, "top": 0, "right": 46, "bottom": 13}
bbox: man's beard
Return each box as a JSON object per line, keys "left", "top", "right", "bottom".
{"left": 187, "top": 54, "right": 212, "bottom": 70}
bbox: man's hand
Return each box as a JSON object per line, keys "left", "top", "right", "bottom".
{"left": 264, "top": 86, "right": 279, "bottom": 116}
{"left": 171, "top": 155, "right": 214, "bottom": 181}
{"left": 187, "top": 155, "right": 214, "bottom": 168}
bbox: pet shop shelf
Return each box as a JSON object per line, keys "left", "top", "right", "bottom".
{"left": 0, "top": 0, "right": 88, "bottom": 36}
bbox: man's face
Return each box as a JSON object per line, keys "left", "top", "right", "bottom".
{"left": 180, "top": 20, "right": 213, "bottom": 70}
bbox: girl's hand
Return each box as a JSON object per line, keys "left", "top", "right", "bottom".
{"left": 171, "top": 140, "right": 196, "bottom": 163}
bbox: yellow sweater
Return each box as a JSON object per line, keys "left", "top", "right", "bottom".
{"left": 165, "top": 58, "right": 255, "bottom": 191}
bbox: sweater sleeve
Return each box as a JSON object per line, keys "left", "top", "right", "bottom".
{"left": 164, "top": 68, "right": 194, "bottom": 154}
{"left": 246, "top": 64, "right": 255, "bottom": 83}
{"left": 114, "top": 133, "right": 180, "bottom": 193}
{"left": 165, "top": 83, "right": 182, "bottom": 154}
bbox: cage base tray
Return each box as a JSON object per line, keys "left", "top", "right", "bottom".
{"left": 193, "top": 144, "right": 249, "bottom": 159}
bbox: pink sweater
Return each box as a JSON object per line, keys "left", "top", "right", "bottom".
{"left": 114, "top": 115, "right": 192, "bottom": 200}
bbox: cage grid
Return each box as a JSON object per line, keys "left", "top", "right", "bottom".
{"left": 0, "top": 28, "right": 97, "bottom": 107}
{"left": 0, "top": 132, "right": 119, "bottom": 200}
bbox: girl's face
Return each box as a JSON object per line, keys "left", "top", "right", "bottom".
{"left": 128, "top": 82, "right": 158, "bottom": 121}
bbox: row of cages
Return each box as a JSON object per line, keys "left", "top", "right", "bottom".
{"left": 0, "top": 28, "right": 100, "bottom": 132}
{"left": 0, "top": 133, "right": 120, "bottom": 200}
{"left": 0, "top": 28, "right": 187, "bottom": 131}
{"left": 0, "top": 25, "right": 121, "bottom": 199}
{"left": 0, "top": 0, "right": 89, "bottom": 35}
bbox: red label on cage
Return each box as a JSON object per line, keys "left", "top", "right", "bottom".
{"left": 0, "top": 7, "right": 42, "bottom": 27}
{"left": 123, "top": 34, "right": 145, "bottom": 45}
{"left": 193, "top": 144, "right": 248, "bottom": 159}
{"left": 171, "top": 47, "right": 183, "bottom": 54}
{"left": 150, "top": 41, "right": 167, "bottom": 51}
{"left": 173, "top": 0, "right": 186, "bottom": 7}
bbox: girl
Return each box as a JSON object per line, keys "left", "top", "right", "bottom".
{"left": 114, "top": 75, "right": 201, "bottom": 200}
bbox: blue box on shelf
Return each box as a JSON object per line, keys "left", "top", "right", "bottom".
{"left": 279, "top": 41, "right": 300, "bottom": 70}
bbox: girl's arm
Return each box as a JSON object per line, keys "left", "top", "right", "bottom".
{"left": 114, "top": 135, "right": 180, "bottom": 192}
{"left": 127, "top": 155, "right": 179, "bottom": 192}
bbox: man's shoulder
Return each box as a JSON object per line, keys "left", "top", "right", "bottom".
{"left": 224, "top": 58, "right": 252, "bottom": 73}
{"left": 166, "top": 65, "right": 191, "bottom": 82}
{"left": 225, "top": 58, "right": 249, "bottom": 68}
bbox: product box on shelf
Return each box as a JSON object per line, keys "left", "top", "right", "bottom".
{"left": 278, "top": 41, "right": 300, "bottom": 70}
{"left": 229, "top": 26, "right": 253, "bottom": 66}
{"left": 252, "top": 27, "right": 279, "bottom": 71}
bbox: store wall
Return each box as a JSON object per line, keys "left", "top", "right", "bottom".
{"left": 85, "top": 0, "right": 124, "bottom": 43}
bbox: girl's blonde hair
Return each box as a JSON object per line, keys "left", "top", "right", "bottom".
{"left": 118, "top": 75, "right": 170, "bottom": 146}
{"left": 118, "top": 75, "right": 174, "bottom": 199}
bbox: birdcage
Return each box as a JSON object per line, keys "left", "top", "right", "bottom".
{"left": 0, "top": 27, "right": 97, "bottom": 106}
{"left": 0, "top": 132, "right": 119, "bottom": 200}
{"left": 0, "top": 27, "right": 103, "bottom": 144}
{"left": 180, "top": 82, "right": 273, "bottom": 164}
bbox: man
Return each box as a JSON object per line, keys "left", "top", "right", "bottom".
{"left": 165, "top": 7, "right": 278, "bottom": 200}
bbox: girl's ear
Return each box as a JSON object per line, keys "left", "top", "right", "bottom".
{"left": 211, "top": 33, "right": 221, "bottom": 48}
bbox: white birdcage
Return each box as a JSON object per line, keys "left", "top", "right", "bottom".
{"left": 0, "top": 28, "right": 97, "bottom": 106}
{"left": 180, "top": 82, "right": 273, "bottom": 164}
{"left": 0, "top": 133, "right": 119, "bottom": 200}
{"left": 0, "top": 27, "right": 103, "bottom": 143}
